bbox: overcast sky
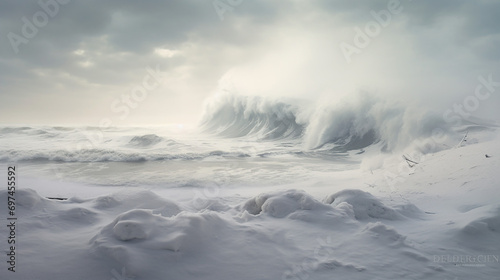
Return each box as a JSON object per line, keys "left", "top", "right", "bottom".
{"left": 1, "top": 0, "right": 499, "bottom": 126}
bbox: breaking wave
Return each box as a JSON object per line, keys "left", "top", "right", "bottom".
{"left": 200, "top": 92, "right": 455, "bottom": 152}
{"left": 199, "top": 94, "right": 305, "bottom": 140}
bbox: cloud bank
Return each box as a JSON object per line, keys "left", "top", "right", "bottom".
{"left": 0, "top": 0, "right": 499, "bottom": 125}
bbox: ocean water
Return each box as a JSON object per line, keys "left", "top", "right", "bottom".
{"left": 0, "top": 93, "right": 483, "bottom": 194}
{"left": 0, "top": 125, "right": 357, "bottom": 190}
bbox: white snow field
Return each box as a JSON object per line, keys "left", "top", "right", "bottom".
{"left": 1, "top": 128, "right": 499, "bottom": 280}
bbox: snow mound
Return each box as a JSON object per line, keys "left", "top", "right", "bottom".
{"left": 324, "top": 189, "right": 421, "bottom": 220}
{"left": 14, "top": 188, "right": 46, "bottom": 209}
{"left": 109, "top": 210, "right": 158, "bottom": 241}
{"left": 362, "top": 222, "right": 408, "bottom": 248}
{"left": 90, "top": 210, "right": 228, "bottom": 274}
{"left": 240, "top": 189, "right": 334, "bottom": 218}
{"left": 191, "top": 197, "right": 231, "bottom": 212}
{"left": 58, "top": 207, "right": 99, "bottom": 224}
{"left": 0, "top": 188, "right": 54, "bottom": 213}
{"left": 461, "top": 206, "right": 500, "bottom": 236}
{"left": 93, "top": 195, "right": 120, "bottom": 209}
{"left": 91, "top": 190, "right": 181, "bottom": 217}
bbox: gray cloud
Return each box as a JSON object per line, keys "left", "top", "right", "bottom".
{"left": 0, "top": 0, "right": 499, "bottom": 125}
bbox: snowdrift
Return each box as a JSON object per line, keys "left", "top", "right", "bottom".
{"left": 4, "top": 185, "right": 496, "bottom": 280}
{"left": 324, "top": 189, "right": 423, "bottom": 220}
{"left": 1, "top": 130, "right": 499, "bottom": 279}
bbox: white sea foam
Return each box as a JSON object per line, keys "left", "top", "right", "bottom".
{"left": 200, "top": 92, "right": 494, "bottom": 153}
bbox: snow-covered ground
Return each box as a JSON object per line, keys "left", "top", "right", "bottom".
{"left": 1, "top": 128, "right": 499, "bottom": 280}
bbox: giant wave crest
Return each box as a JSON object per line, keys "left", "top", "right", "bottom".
{"left": 199, "top": 94, "right": 305, "bottom": 140}
{"left": 200, "top": 92, "right": 457, "bottom": 152}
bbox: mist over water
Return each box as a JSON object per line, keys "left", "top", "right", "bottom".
{"left": 1, "top": 88, "right": 497, "bottom": 188}
{"left": 199, "top": 90, "right": 482, "bottom": 153}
